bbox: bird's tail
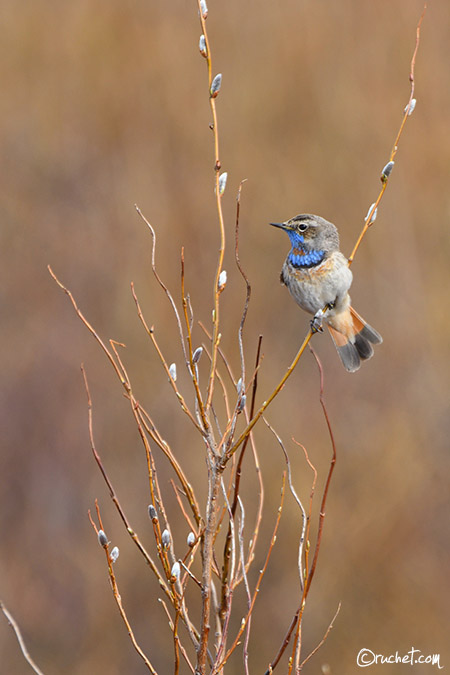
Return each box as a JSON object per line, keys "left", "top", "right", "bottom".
{"left": 327, "top": 306, "right": 383, "bottom": 373}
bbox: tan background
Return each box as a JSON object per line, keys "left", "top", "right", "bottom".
{"left": 1, "top": 1, "right": 449, "bottom": 673}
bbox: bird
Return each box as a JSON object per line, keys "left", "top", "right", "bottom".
{"left": 270, "top": 213, "right": 382, "bottom": 372}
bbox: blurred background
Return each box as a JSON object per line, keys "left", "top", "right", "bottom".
{"left": 1, "top": 0, "right": 449, "bottom": 672}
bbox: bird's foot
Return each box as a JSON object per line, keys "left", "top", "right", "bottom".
{"left": 310, "top": 302, "right": 336, "bottom": 334}
{"left": 310, "top": 309, "right": 325, "bottom": 334}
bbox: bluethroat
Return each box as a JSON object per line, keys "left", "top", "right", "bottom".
{"left": 271, "top": 214, "right": 382, "bottom": 372}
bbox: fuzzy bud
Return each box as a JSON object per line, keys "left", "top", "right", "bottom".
{"left": 404, "top": 98, "right": 416, "bottom": 116}
{"left": 199, "top": 35, "right": 207, "bottom": 57}
{"left": 192, "top": 346, "right": 203, "bottom": 364}
{"left": 97, "top": 530, "right": 108, "bottom": 547}
{"left": 218, "top": 172, "right": 228, "bottom": 195}
{"left": 365, "top": 203, "right": 378, "bottom": 224}
{"left": 110, "top": 546, "right": 120, "bottom": 563}
{"left": 210, "top": 73, "right": 222, "bottom": 98}
{"left": 236, "top": 377, "right": 243, "bottom": 394}
{"left": 199, "top": 0, "right": 208, "bottom": 19}
{"left": 187, "top": 532, "right": 196, "bottom": 547}
{"left": 148, "top": 504, "right": 158, "bottom": 521}
{"left": 169, "top": 363, "right": 177, "bottom": 382}
{"left": 218, "top": 270, "right": 227, "bottom": 291}
{"left": 381, "top": 161, "right": 395, "bottom": 182}
{"left": 237, "top": 394, "right": 246, "bottom": 413}
{"left": 161, "top": 529, "right": 171, "bottom": 549}
{"left": 170, "top": 561, "right": 181, "bottom": 581}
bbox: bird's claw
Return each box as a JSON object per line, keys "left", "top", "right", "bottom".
{"left": 310, "top": 301, "right": 336, "bottom": 334}
{"left": 310, "top": 310, "right": 324, "bottom": 334}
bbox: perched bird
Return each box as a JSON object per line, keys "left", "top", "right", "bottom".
{"left": 270, "top": 214, "right": 382, "bottom": 372}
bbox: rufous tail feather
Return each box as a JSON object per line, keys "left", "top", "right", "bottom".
{"left": 327, "top": 307, "right": 382, "bottom": 373}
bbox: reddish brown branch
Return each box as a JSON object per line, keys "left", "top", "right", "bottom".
{"left": 80, "top": 366, "right": 170, "bottom": 595}
{"left": 88, "top": 510, "right": 158, "bottom": 673}
{"left": 214, "top": 474, "right": 286, "bottom": 673}
{"left": 180, "top": 247, "right": 210, "bottom": 431}
{"left": 235, "top": 178, "right": 251, "bottom": 379}
{"left": 219, "top": 335, "right": 263, "bottom": 622}
{"left": 298, "top": 602, "right": 341, "bottom": 671}
{"left": 265, "top": 440, "right": 317, "bottom": 674}
{"left": 348, "top": 3, "right": 426, "bottom": 265}
{"left": 305, "top": 346, "right": 336, "bottom": 596}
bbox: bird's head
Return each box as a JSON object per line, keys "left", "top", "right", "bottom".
{"left": 270, "top": 214, "right": 339, "bottom": 253}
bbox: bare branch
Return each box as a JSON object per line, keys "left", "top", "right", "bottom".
{"left": 80, "top": 365, "right": 170, "bottom": 597}
{"left": 0, "top": 601, "right": 45, "bottom": 675}
{"left": 181, "top": 247, "right": 210, "bottom": 430}
{"left": 215, "top": 474, "right": 286, "bottom": 673}
{"left": 347, "top": 3, "right": 426, "bottom": 265}
{"left": 263, "top": 419, "right": 307, "bottom": 591}
{"left": 305, "top": 346, "right": 337, "bottom": 596}
{"left": 135, "top": 205, "right": 188, "bottom": 362}
{"left": 131, "top": 282, "right": 204, "bottom": 434}
{"left": 88, "top": 512, "right": 158, "bottom": 673}
{"left": 230, "top": 331, "right": 313, "bottom": 455}
{"left": 298, "top": 603, "right": 341, "bottom": 672}
{"left": 234, "top": 179, "right": 250, "bottom": 383}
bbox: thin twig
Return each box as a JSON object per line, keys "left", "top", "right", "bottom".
{"left": 305, "top": 346, "right": 336, "bottom": 596}
{"left": 298, "top": 603, "right": 341, "bottom": 672}
{"left": 135, "top": 205, "right": 188, "bottom": 362}
{"left": 136, "top": 404, "right": 201, "bottom": 526}
{"left": 230, "top": 330, "right": 313, "bottom": 456}
{"left": 200, "top": 340, "right": 232, "bottom": 422}
{"left": 49, "top": 268, "right": 200, "bottom": 529}
{"left": 0, "top": 601, "right": 45, "bottom": 675}
{"left": 219, "top": 335, "right": 263, "bottom": 619}
{"left": 348, "top": 3, "right": 426, "bottom": 265}
{"left": 170, "top": 479, "right": 197, "bottom": 533}
{"left": 237, "top": 496, "right": 252, "bottom": 675}
{"left": 214, "top": 475, "right": 286, "bottom": 674}
{"left": 80, "top": 365, "right": 170, "bottom": 597}
{"left": 48, "top": 266, "right": 124, "bottom": 381}
{"left": 264, "top": 384, "right": 321, "bottom": 674}
{"left": 88, "top": 512, "right": 158, "bottom": 673}
{"left": 199, "top": 321, "right": 236, "bottom": 388}
{"left": 181, "top": 247, "right": 210, "bottom": 430}
{"left": 234, "top": 411, "right": 264, "bottom": 587}
{"left": 160, "top": 600, "right": 196, "bottom": 674}
{"left": 287, "top": 347, "right": 336, "bottom": 670}
{"left": 85, "top": 367, "right": 202, "bottom": 655}
{"left": 235, "top": 179, "right": 250, "bottom": 383}
{"left": 196, "top": 0, "right": 226, "bottom": 414}
{"left": 263, "top": 420, "right": 307, "bottom": 591}
{"left": 131, "top": 282, "right": 204, "bottom": 434}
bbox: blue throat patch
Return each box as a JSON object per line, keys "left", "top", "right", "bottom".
{"left": 288, "top": 248, "right": 325, "bottom": 268}
{"left": 286, "top": 231, "right": 325, "bottom": 268}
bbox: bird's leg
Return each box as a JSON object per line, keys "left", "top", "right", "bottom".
{"left": 310, "top": 300, "right": 336, "bottom": 334}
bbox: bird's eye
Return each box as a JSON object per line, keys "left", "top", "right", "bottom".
{"left": 298, "top": 223, "right": 308, "bottom": 232}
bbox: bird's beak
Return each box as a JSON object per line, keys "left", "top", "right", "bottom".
{"left": 270, "top": 221, "right": 289, "bottom": 230}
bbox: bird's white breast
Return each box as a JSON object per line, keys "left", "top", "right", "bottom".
{"left": 282, "top": 251, "right": 353, "bottom": 315}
